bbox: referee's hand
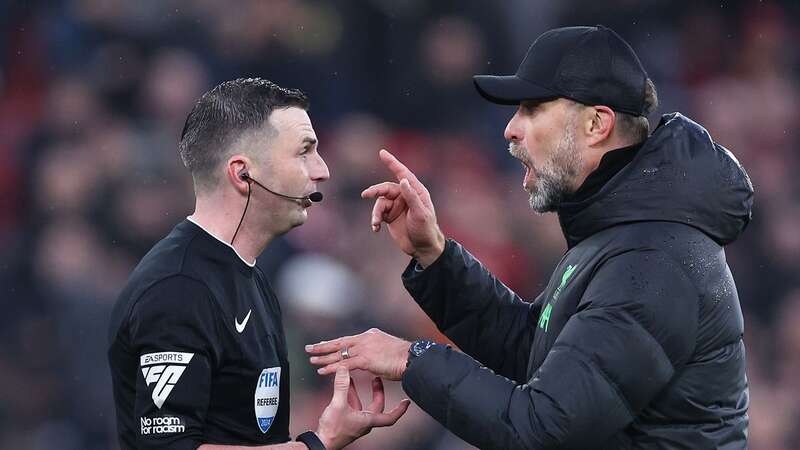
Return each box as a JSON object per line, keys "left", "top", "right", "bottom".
{"left": 361, "top": 149, "right": 445, "bottom": 268}
{"left": 316, "top": 366, "right": 411, "bottom": 449}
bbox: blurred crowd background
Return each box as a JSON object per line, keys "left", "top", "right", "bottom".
{"left": 1, "top": 1, "right": 799, "bottom": 449}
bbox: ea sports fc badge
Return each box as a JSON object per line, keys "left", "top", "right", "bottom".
{"left": 254, "top": 367, "right": 281, "bottom": 433}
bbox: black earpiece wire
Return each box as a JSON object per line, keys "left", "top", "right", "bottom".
{"left": 231, "top": 177, "right": 252, "bottom": 246}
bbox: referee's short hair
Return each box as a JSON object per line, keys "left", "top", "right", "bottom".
{"left": 178, "top": 77, "right": 309, "bottom": 190}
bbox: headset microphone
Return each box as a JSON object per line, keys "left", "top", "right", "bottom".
{"left": 231, "top": 172, "right": 323, "bottom": 245}
{"left": 239, "top": 173, "right": 323, "bottom": 203}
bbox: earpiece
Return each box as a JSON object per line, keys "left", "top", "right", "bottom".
{"left": 230, "top": 171, "right": 323, "bottom": 245}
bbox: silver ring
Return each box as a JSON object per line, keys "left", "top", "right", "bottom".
{"left": 340, "top": 347, "right": 350, "bottom": 360}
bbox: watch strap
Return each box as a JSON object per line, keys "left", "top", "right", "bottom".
{"left": 296, "top": 431, "right": 326, "bottom": 450}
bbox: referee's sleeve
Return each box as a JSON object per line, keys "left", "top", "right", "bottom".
{"left": 128, "top": 275, "right": 225, "bottom": 450}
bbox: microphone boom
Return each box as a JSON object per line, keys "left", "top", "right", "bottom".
{"left": 246, "top": 175, "right": 323, "bottom": 203}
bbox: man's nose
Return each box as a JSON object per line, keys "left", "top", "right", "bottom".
{"left": 504, "top": 110, "right": 522, "bottom": 142}
{"left": 311, "top": 154, "right": 330, "bottom": 182}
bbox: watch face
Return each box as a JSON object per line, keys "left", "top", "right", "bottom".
{"left": 407, "top": 340, "right": 437, "bottom": 369}
{"left": 411, "top": 340, "right": 435, "bottom": 357}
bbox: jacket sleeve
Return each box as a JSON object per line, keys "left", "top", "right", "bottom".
{"left": 401, "top": 248, "right": 698, "bottom": 450}
{"left": 402, "top": 239, "right": 541, "bottom": 382}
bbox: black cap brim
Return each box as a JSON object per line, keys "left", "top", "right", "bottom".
{"left": 473, "top": 75, "right": 558, "bottom": 105}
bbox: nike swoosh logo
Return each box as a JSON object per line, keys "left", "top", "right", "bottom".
{"left": 235, "top": 309, "right": 252, "bottom": 333}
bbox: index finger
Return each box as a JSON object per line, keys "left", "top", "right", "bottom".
{"left": 379, "top": 149, "right": 418, "bottom": 184}
{"left": 367, "top": 377, "right": 385, "bottom": 414}
{"left": 379, "top": 150, "right": 431, "bottom": 203}
{"left": 348, "top": 378, "right": 363, "bottom": 411}
{"left": 305, "top": 337, "right": 351, "bottom": 355}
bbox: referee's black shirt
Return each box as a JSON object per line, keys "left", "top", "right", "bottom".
{"left": 108, "top": 218, "right": 291, "bottom": 449}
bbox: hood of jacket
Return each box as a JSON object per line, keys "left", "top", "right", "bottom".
{"left": 557, "top": 113, "right": 754, "bottom": 248}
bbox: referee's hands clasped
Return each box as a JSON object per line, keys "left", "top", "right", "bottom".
{"left": 315, "top": 365, "right": 410, "bottom": 449}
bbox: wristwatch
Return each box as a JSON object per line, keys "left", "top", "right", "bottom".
{"left": 407, "top": 339, "right": 437, "bottom": 368}
{"left": 296, "top": 431, "right": 326, "bottom": 450}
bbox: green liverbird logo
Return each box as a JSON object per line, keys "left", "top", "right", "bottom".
{"left": 559, "top": 265, "right": 577, "bottom": 290}
{"left": 537, "top": 264, "right": 578, "bottom": 332}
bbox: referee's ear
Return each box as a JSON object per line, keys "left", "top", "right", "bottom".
{"left": 226, "top": 155, "right": 252, "bottom": 195}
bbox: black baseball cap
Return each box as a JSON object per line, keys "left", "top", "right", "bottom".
{"left": 474, "top": 25, "right": 649, "bottom": 116}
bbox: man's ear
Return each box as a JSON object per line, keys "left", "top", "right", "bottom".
{"left": 584, "top": 105, "right": 616, "bottom": 147}
{"left": 227, "top": 155, "right": 251, "bottom": 194}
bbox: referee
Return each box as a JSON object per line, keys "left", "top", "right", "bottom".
{"left": 108, "top": 78, "right": 409, "bottom": 450}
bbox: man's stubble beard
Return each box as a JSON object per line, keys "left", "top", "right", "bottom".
{"left": 512, "top": 116, "right": 583, "bottom": 214}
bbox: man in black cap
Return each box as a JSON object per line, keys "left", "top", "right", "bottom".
{"left": 306, "top": 26, "right": 753, "bottom": 449}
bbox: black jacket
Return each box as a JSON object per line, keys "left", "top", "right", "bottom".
{"left": 401, "top": 113, "right": 753, "bottom": 449}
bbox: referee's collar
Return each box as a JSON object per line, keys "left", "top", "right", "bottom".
{"left": 186, "top": 216, "right": 257, "bottom": 268}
